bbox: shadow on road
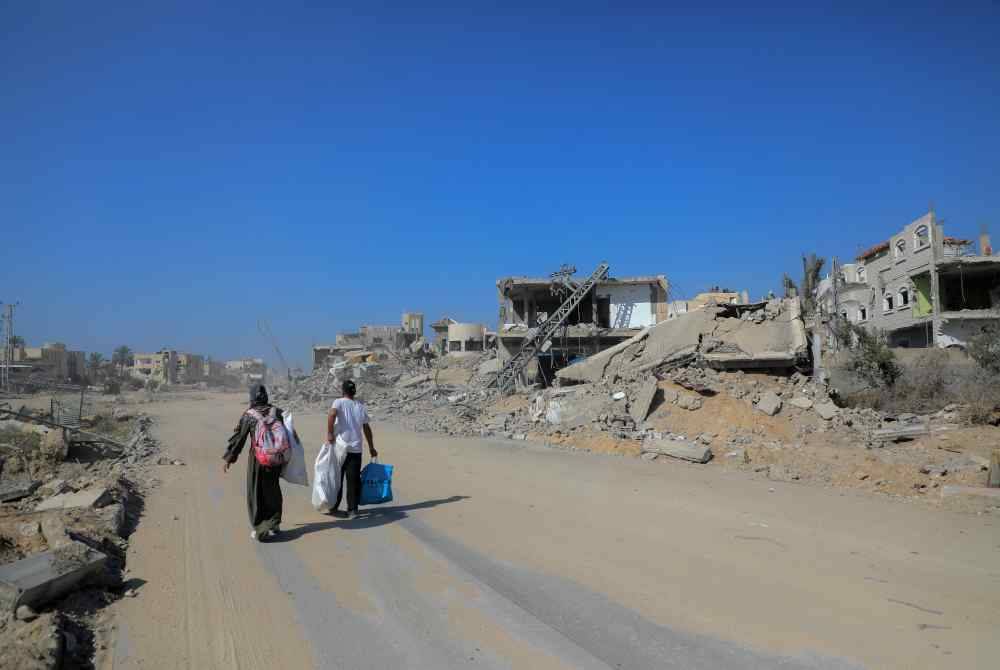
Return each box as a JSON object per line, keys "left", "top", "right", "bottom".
{"left": 271, "top": 495, "right": 470, "bottom": 541}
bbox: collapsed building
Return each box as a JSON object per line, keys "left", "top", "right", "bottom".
{"left": 816, "top": 211, "right": 1000, "bottom": 348}
{"left": 496, "top": 269, "right": 670, "bottom": 383}
{"left": 555, "top": 298, "right": 809, "bottom": 384}
{"left": 313, "top": 312, "right": 427, "bottom": 370}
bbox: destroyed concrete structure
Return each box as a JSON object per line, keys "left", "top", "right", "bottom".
{"left": 130, "top": 350, "right": 178, "bottom": 385}
{"left": 816, "top": 211, "right": 1000, "bottom": 348}
{"left": 224, "top": 357, "right": 267, "bottom": 385}
{"left": 496, "top": 272, "right": 670, "bottom": 383}
{"left": 8, "top": 343, "right": 87, "bottom": 383}
{"left": 447, "top": 323, "right": 487, "bottom": 357}
{"left": 430, "top": 317, "right": 457, "bottom": 355}
{"left": 556, "top": 298, "right": 808, "bottom": 385}
{"left": 667, "top": 288, "right": 750, "bottom": 319}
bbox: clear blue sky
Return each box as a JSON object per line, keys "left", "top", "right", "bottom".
{"left": 2, "top": 2, "right": 998, "bottom": 369}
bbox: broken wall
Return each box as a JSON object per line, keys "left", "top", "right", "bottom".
{"left": 595, "top": 283, "right": 657, "bottom": 328}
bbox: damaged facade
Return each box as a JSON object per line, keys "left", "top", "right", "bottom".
{"left": 496, "top": 273, "right": 670, "bottom": 383}
{"left": 817, "top": 211, "right": 1000, "bottom": 348}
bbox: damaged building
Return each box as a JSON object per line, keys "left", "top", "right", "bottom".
{"left": 496, "top": 271, "right": 670, "bottom": 383}
{"left": 817, "top": 211, "right": 1000, "bottom": 348}
{"left": 556, "top": 298, "right": 809, "bottom": 385}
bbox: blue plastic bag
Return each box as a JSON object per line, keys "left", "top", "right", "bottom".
{"left": 359, "top": 460, "right": 393, "bottom": 505}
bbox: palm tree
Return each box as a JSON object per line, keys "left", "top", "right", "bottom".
{"left": 800, "top": 253, "right": 826, "bottom": 315}
{"left": 112, "top": 346, "right": 133, "bottom": 376}
{"left": 88, "top": 352, "right": 104, "bottom": 380}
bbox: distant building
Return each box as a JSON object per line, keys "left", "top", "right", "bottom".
{"left": 225, "top": 357, "right": 267, "bottom": 385}
{"left": 13, "top": 342, "right": 76, "bottom": 380}
{"left": 175, "top": 353, "right": 204, "bottom": 384}
{"left": 132, "top": 350, "right": 178, "bottom": 385}
{"left": 202, "top": 357, "right": 225, "bottom": 382}
{"left": 430, "top": 317, "right": 458, "bottom": 355}
{"left": 816, "top": 211, "right": 1000, "bottom": 348}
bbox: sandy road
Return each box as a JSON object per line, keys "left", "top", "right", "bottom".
{"left": 107, "top": 393, "right": 999, "bottom": 669}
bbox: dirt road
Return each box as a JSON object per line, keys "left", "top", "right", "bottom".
{"left": 107, "top": 393, "right": 999, "bottom": 669}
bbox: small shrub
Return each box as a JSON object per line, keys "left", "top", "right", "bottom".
{"left": 960, "top": 367, "right": 1000, "bottom": 425}
{"left": 967, "top": 323, "right": 1000, "bottom": 374}
{"left": 834, "top": 322, "right": 901, "bottom": 389}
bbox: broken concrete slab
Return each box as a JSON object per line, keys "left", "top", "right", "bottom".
{"left": 872, "top": 423, "right": 931, "bottom": 442}
{"left": 555, "top": 299, "right": 807, "bottom": 385}
{"left": 676, "top": 394, "right": 703, "bottom": 411}
{"left": 814, "top": 401, "right": 839, "bottom": 421}
{"left": 789, "top": 396, "right": 814, "bottom": 410}
{"left": 628, "top": 377, "right": 659, "bottom": 424}
{"left": 641, "top": 440, "right": 713, "bottom": 464}
{"left": 0, "top": 481, "right": 40, "bottom": 503}
{"left": 755, "top": 391, "right": 783, "bottom": 416}
{"left": 34, "top": 487, "right": 112, "bottom": 512}
{"left": 396, "top": 373, "right": 432, "bottom": 389}
{"left": 0, "top": 541, "right": 108, "bottom": 612}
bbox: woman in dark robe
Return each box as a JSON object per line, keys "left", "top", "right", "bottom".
{"left": 223, "top": 384, "right": 285, "bottom": 541}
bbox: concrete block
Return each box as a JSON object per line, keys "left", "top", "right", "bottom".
{"left": 629, "top": 377, "right": 659, "bottom": 424}
{"left": 755, "top": 391, "right": 782, "bottom": 416}
{"left": 676, "top": 394, "right": 703, "bottom": 411}
{"left": 789, "top": 396, "right": 813, "bottom": 410}
{"left": 642, "top": 440, "right": 713, "bottom": 464}
{"left": 814, "top": 401, "right": 838, "bottom": 421}
{"left": 0, "top": 481, "right": 40, "bottom": 503}
{"left": 0, "top": 541, "right": 107, "bottom": 612}
{"left": 35, "top": 487, "right": 112, "bottom": 512}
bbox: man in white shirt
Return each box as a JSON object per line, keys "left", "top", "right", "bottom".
{"left": 327, "top": 380, "right": 377, "bottom": 518}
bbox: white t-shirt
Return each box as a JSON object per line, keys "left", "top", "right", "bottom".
{"left": 332, "top": 397, "right": 370, "bottom": 453}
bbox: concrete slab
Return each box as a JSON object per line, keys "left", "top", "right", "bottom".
{"left": 34, "top": 486, "right": 112, "bottom": 512}
{"left": 0, "top": 541, "right": 107, "bottom": 612}
{"left": 814, "top": 401, "right": 839, "bottom": 421}
{"left": 629, "top": 377, "right": 659, "bottom": 424}
{"left": 789, "top": 396, "right": 813, "bottom": 410}
{"left": 755, "top": 391, "right": 782, "bottom": 416}
{"left": 0, "top": 481, "right": 40, "bottom": 503}
{"left": 642, "top": 440, "right": 713, "bottom": 464}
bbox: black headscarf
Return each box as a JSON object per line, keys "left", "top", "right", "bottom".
{"left": 249, "top": 383, "right": 269, "bottom": 407}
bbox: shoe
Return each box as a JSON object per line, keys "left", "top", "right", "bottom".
{"left": 347, "top": 510, "right": 359, "bottom": 520}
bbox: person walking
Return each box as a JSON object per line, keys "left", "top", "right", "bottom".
{"left": 223, "top": 383, "right": 289, "bottom": 541}
{"left": 327, "top": 379, "right": 377, "bottom": 519}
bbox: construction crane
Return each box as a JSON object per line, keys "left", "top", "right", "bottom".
{"left": 493, "top": 261, "right": 610, "bottom": 395}
{"left": 257, "top": 320, "right": 293, "bottom": 387}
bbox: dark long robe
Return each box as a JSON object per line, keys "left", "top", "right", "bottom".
{"left": 223, "top": 405, "right": 284, "bottom": 534}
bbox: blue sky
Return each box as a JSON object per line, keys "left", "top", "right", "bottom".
{"left": 2, "top": 2, "right": 998, "bottom": 369}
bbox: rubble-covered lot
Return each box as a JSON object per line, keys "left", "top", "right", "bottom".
{"left": 277, "top": 299, "right": 1000, "bottom": 516}
{"left": 0, "top": 399, "right": 166, "bottom": 669}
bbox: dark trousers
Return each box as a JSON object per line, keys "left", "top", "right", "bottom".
{"left": 334, "top": 452, "right": 362, "bottom": 512}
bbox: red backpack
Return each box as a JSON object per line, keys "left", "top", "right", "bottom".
{"left": 246, "top": 407, "right": 291, "bottom": 467}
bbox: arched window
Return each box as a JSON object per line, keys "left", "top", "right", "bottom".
{"left": 856, "top": 266, "right": 866, "bottom": 283}
{"left": 859, "top": 306, "right": 868, "bottom": 322}
{"left": 883, "top": 292, "right": 895, "bottom": 312}
{"left": 898, "top": 287, "right": 910, "bottom": 307}
{"left": 895, "top": 239, "right": 906, "bottom": 258}
{"left": 914, "top": 225, "right": 930, "bottom": 249}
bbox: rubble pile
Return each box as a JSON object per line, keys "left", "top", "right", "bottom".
{"left": 0, "top": 407, "right": 162, "bottom": 667}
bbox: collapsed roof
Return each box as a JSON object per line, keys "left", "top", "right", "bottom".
{"left": 555, "top": 299, "right": 808, "bottom": 384}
